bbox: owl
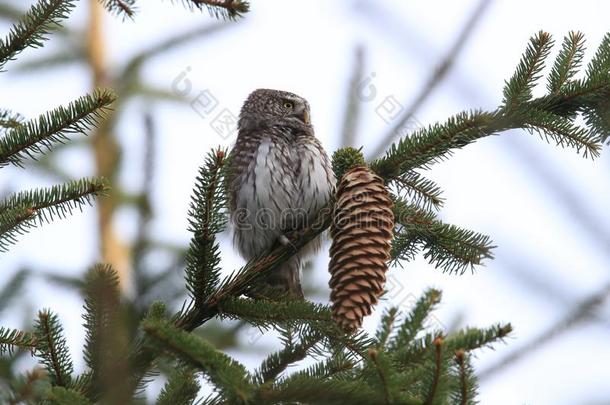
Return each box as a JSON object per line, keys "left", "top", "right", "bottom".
{"left": 227, "top": 89, "right": 336, "bottom": 299}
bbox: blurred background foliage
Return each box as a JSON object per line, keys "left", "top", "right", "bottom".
{"left": 1, "top": 0, "right": 610, "bottom": 403}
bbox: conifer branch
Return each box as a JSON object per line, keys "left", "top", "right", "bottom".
{"left": 0, "top": 0, "right": 75, "bottom": 70}
{"left": 46, "top": 387, "right": 92, "bottom": 404}
{"left": 176, "top": 205, "right": 331, "bottom": 331}
{"left": 278, "top": 355, "right": 355, "bottom": 384}
{"left": 453, "top": 349, "right": 476, "bottom": 405}
{"left": 371, "top": 110, "right": 496, "bottom": 178}
{"left": 375, "top": 307, "right": 398, "bottom": 350}
{"left": 0, "top": 90, "right": 116, "bottom": 168}
{"left": 586, "top": 33, "right": 610, "bottom": 81}
{"left": 443, "top": 323, "right": 512, "bottom": 353}
{"left": 155, "top": 368, "right": 200, "bottom": 405}
{"left": 0, "top": 207, "right": 37, "bottom": 253}
{"left": 218, "top": 298, "right": 332, "bottom": 328}
{"left": 547, "top": 31, "right": 586, "bottom": 94}
{"left": 142, "top": 318, "right": 255, "bottom": 402}
{"left": 262, "top": 377, "right": 380, "bottom": 405}
{"left": 389, "top": 289, "right": 442, "bottom": 352}
{"left": 256, "top": 329, "right": 323, "bottom": 384}
{"left": 0, "top": 178, "right": 108, "bottom": 234}
{"left": 393, "top": 171, "right": 444, "bottom": 211}
{"left": 34, "top": 310, "right": 73, "bottom": 387}
{"left": 185, "top": 149, "right": 227, "bottom": 308}
{"left": 371, "top": 32, "right": 608, "bottom": 182}
{"left": 0, "top": 109, "right": 24, "bottom": 131}
{"left": 367, "top": 349, "right": 392, "bottom": 404}
{"left": 424, "top": 336, "right": 444, "bottom": 405}
{"left": 391, "top": 198, "right": 494, "bottom": 273}
{"left": 393, "top": 323, "right": 512, "bottom": 370}
{"left": 0, "top": 327, "right": 36, "bottom": 354}
{"left": 502, "top": 31, "right": 554, "bottom": 109}
{"left": 173, "top": 0, "right": 250, "bottom": 21}
{"left": 521, "top": 108, "right": 598, "bottom": 158}
{"left": 98, "top": 0, "right": 136, "bottom": 19}
{"left": 81, "top": 265, "right": 121, "bottom": 398}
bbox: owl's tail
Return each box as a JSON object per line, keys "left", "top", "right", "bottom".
{"left": 260, "top": 255, "right": 304, "bottom": 300}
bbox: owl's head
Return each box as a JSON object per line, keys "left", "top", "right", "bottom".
{"left": 238, "top": 88, "right": 312, "bottom": 133}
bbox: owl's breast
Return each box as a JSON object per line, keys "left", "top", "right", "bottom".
{"left": 232, "top": 137, "right": 297, "bottom": 257}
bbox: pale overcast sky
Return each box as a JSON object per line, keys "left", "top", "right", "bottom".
{"left": 1, "top": 1, "right": 610, "bottom": 403}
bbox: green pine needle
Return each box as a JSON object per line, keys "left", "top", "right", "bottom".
{"left": 218, "top": 298, "right": 331, "bottom": 329}
{"left": 173, "top": 0, "right": 250, "bottom": 21}
{"left": 503, "top": 30, "right": 554, "bottom": 109}
{"left": 155, "top": 368, "right": 200, "bottom": 405}
{"left": 586, "top": 32, "right": 610, "bottom": 81}
{"left": 521, "top": 107, "right": 600, "bottom": 158}
{"left": 371, "top": 110, "right": 495, "bottom": 179}
{"left": 45, "top": 386, "right": 92, "bottom": 405}
{"left": 0, "top": 109, "right": 24, "bottom": 131}
{"left": 0, "top": 177, "right": 109, "bottom": 230}
{"left": 0, "top": 0, "right": 75, "bottom": 70}
{"left": 393, "top": 171, "right": 445, "bottom": 211}
{"left": 0, "top": 206, "right": 37, "bottom": 252}
{"left": 264, "top": 377, "right": 381, "bottom": 405}
{"left": 0, "top": 327, "right": 36, "bottom": 355}
{"left": 391, "top": 197, "right": 494, "bottom": 274}
{"left": 184, "top": 148, "right": 228, "bottom": 305}
{"left": 34, "top": 310, "right": 74, "bottom": 387}
{"left": 451, "top": 351, "right": 478, "bottom": 405}
{"left": 255, "top": 328, "right": 323, "bottom": 384}
{"left": 443, "top": 323, "right": 512, "bottom": 353}
{"left": 0, "top": 89, "right": 116, "bottom": 168}
{"left": 547, "top": 31, "right": 586, "bottom": 94}
{"left": 142, "top": 318, "right": 254, "bottom": 402}
{"left": 389, "top": 289, "right": 442, "bottom": 352}
{"left": 81, "top": 264, "right": 121, "bottom": 396}
{"left": 375, "top": 307, "right": 399, "bottom": 350}
{"left": 99, "top": 0, "right": 136, "bottom": 19}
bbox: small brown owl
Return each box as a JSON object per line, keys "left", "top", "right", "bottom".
{"left": 227, "top": 89, "right": 336, "bottom": 298}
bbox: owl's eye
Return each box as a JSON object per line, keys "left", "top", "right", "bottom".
{"left": 283, "top": 101, "right": 294, "bottom": 109}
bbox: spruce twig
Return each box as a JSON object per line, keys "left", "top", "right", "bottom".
{"left": 184, "top": 149, "right": 227, "bottom": 307}
{"left": 424, "top": 336, "right": 444, "bottom": 405}
{"left": 0, "top": 178, "right": 109, "bottom": 226}
{"left": 0, "top": 207, "right": 37, "bottom": 252}
{"left": 143, "top": 318, "right": 255, "bottom": 403}
{"left": 33, "top": 310, "right": 73, "bottom": 387}
{"left": 98, "top": 0, "right": 136, "bottom": 18}
{"left": 0, "top": 328, "right": 36, "bottom": 355}
{"left": 547, "top": 31, "right": 586, "bottom": 94}
{"left": 0, "top": 90, "right": 116, "bottom": 168}
{"left": 174, "top": 0, "right": 250, "bottom": 21}
{"left": 0, "top": 0, "right": 75, "bottom": 70}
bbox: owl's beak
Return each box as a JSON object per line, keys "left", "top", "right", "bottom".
{"left": 301, "top": 109, "right": 310, "bottom": 125}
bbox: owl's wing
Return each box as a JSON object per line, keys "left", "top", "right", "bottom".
{"left": 226, "top": 131, "right": 261, "bottom": 213}
{"left": 294, "top": 135, "right": 336, "bottom": 228}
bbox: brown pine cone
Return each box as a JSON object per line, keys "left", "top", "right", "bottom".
{"left": 329, "top": 165, "right": 394, "bottom": 333}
